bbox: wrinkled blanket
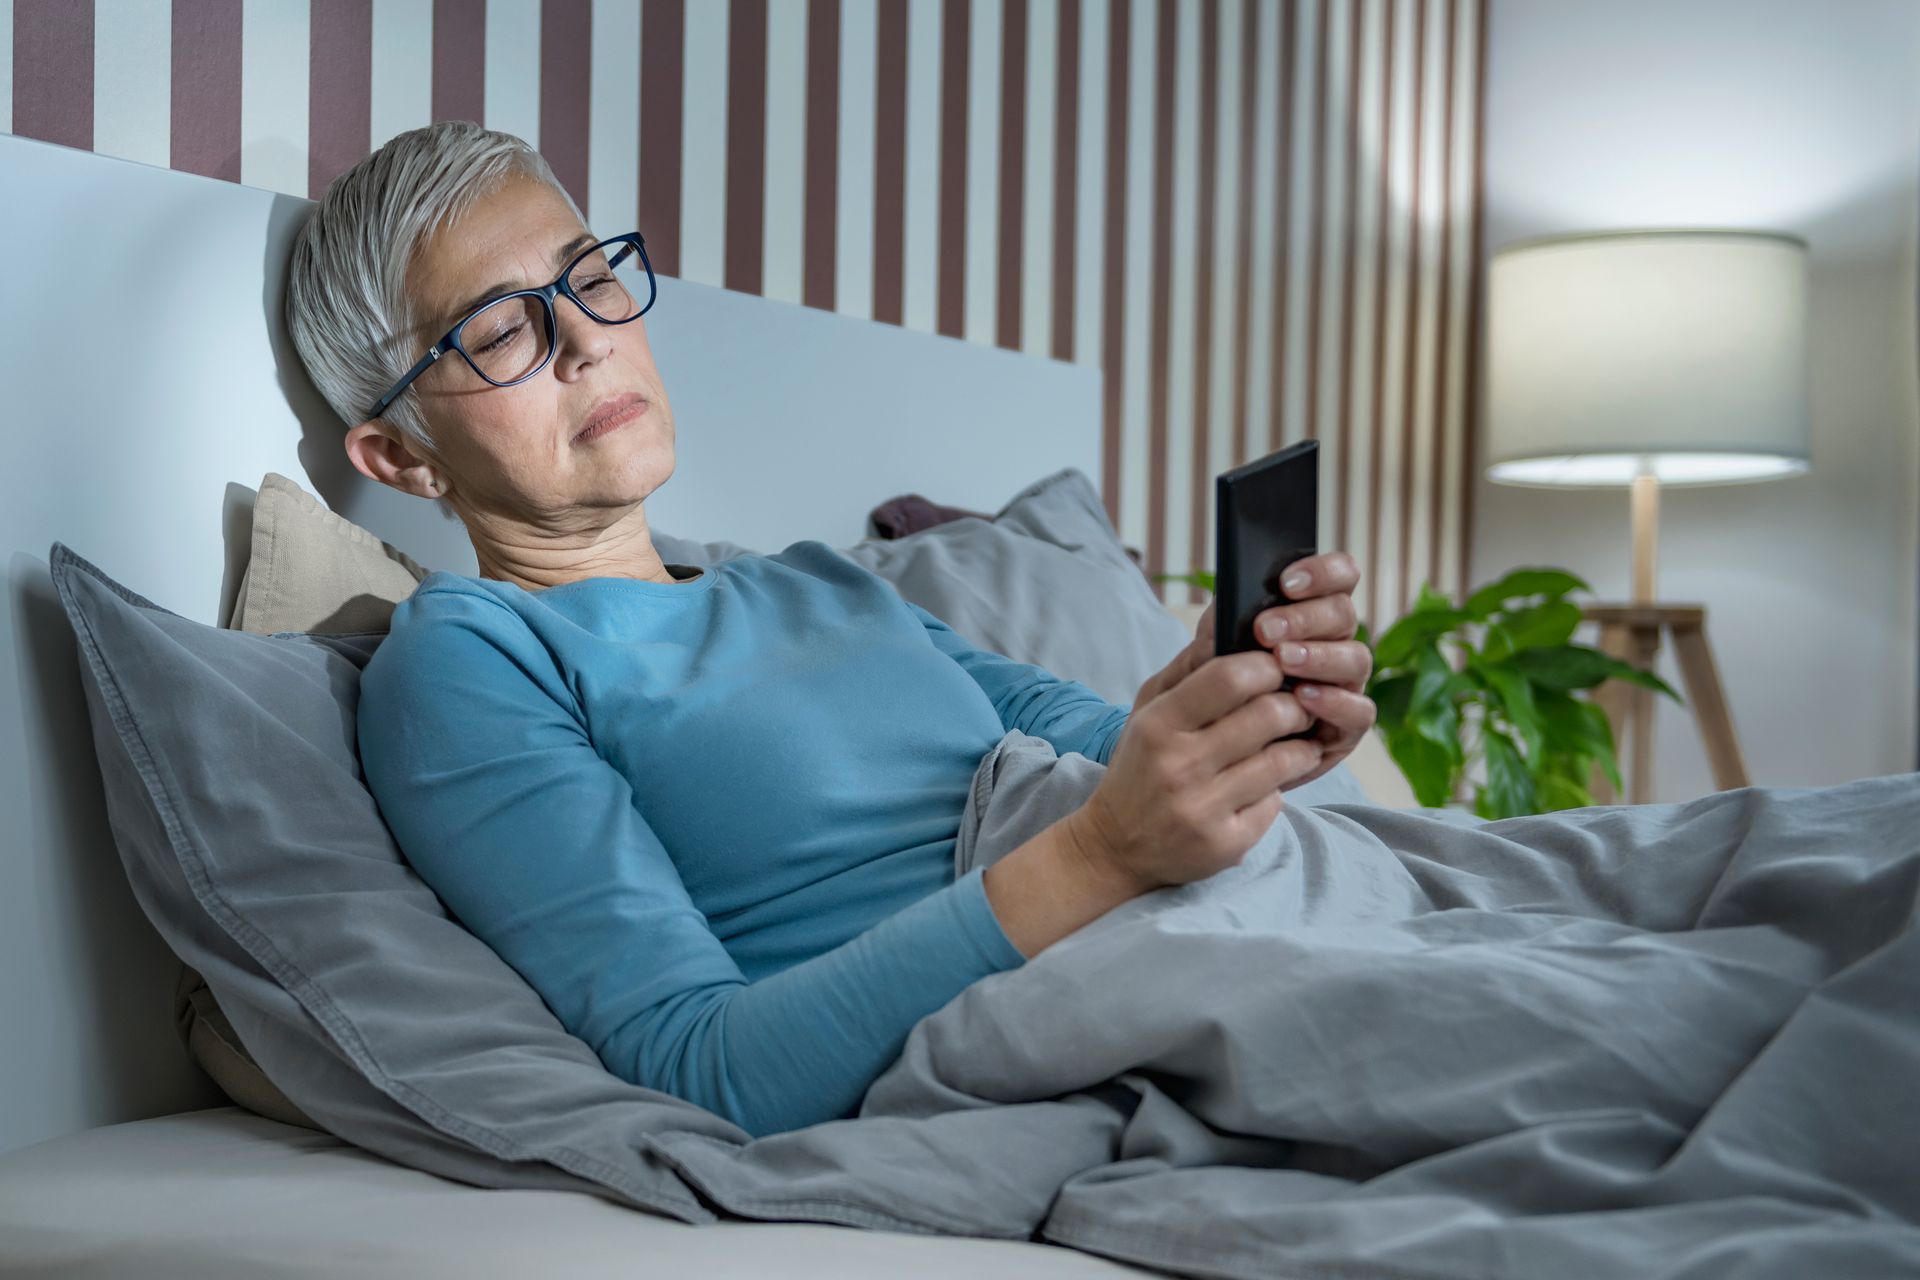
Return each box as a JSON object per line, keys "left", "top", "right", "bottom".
{"left": 639, "top": 731, "right": 1920, "bottom": 1279}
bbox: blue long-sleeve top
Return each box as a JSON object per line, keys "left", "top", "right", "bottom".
{"left": 355, "top": 538, "right": 1130, "bottom": 1139}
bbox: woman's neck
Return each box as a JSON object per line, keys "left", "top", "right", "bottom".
{"left": 464, "top": 503, "right": 689, "bottom": 592}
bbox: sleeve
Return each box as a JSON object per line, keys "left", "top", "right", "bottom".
{"left": 905, "top": 600, "right": 1131, "bottom": 766}
{"left": 355, "top": 588, "right": 1029, "bottom": 1141}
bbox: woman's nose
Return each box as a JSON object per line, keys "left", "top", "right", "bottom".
{"left": 553, "top": 301, "right": 614, "bottom": 372}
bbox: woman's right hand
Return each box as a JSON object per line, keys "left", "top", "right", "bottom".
{"left": 1067, "top": 607, "right": 1323, "bottom": 894}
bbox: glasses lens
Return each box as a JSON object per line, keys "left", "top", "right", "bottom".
{"left": 566, "top": 238, "right": 652, "bottom": 322}
{"left": 457, "top": 295, "right": 550, "bottom": 384}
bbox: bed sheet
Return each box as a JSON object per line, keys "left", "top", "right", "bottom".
{"left": 0, "top": 1108, "right": 1161, "bottom": 1280}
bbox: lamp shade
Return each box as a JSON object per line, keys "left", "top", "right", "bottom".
{"left": 1486, "top": 230, "right": 1811, "bottom": 487}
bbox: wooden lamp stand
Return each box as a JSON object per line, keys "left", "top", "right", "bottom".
{"left": 1580, "top": 473, "right": 1750, "bottom": 804}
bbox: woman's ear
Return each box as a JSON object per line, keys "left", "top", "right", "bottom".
{"left": 344, "top": 421, "right": 440, "bottom": 500}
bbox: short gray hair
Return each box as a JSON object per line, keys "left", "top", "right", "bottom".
{"left": 284, "top": 120, "right": 584, "bottom": 468}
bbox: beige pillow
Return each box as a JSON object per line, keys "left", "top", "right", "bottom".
{"left": 179, "top": 472, "right": 437, "bottom": 1127}
{"left": 231, "top": 472, "right": 430, "bottom": 636}
{"left": 172, "top": 961, "right": 320, "bottom": 1130}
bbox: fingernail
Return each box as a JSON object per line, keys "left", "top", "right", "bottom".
{"left": 1282, "top": 643, "right": 1308, "bottom": 664}
{"left": 1259, "top": 617, "right": 1285, "bottom": 643}
{"left": 1298, "top": 683, "right": 1321, "bottom": 700}
{"left": 1283, "top": 571, "right": 1310, "bottom": 595}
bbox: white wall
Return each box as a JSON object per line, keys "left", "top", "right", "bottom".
{"left": 1476, "top": 0, "right": 1920, "bottom": 800}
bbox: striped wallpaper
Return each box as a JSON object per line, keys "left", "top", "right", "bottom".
{"left": 4, "top": 0, "right": 1487, "bottom": 627}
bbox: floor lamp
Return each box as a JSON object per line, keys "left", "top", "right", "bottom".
{"left": 1485, "top": 230, "right": 1813, "bottom": 804}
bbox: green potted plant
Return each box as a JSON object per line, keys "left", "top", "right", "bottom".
{"left": 1152, "top": 566, "right": 1683, "bottom": 817}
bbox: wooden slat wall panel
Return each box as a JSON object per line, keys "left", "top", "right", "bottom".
{"left": 6, "top": 0, "right": 1487, "bottom": 628}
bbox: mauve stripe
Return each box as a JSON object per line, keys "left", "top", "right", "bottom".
{"left": 172, "top": 0, "right": 242, "bottom": 182}
{"left": 1429, "top": 0, "right": 1457, "bottom": 597}
{"left": 1265, "top": 0, "right": 1297, "bottom": 455}
{"left": 871, "top": 0, "right": 906, "bottom": 323}
{"left": 431, "top": 0, "right": 485, "bottom": 126}
{"left": 1460, "top": 0, "right": 1487, "bottom": 598}
{"left": 640, "top": 0, "right": 684, "bottom": 277}
{"left": 1186, "top": 0, "right": 1218, "bottom": 605}
{"left": 1099, "top": 0, "right": 1130, "bottom": 530}
{"left": 1302, "top": 0, "right": 1328, "bottom": 444}
{"left": 804, "top": 0, "right": 841, "bottom": 310}
{"left": 1331, "top": 0, "right": 1361, "bottom": 557}
{"left": 1364, "top": 0, "right": 1394, "bottom": 629}
{"left": 1396, "top": 0, "right": 1426, "bottom": 617}
{"left": 725, "top": 0, "right": 768, "bottom": 294}
{"left": 995, "top": 0, "right": 1026, "bottom": 350}
{"left": 13, "top": 0, "right": 92, "bottom": 150}
{"left": 936, "top": 0, "right": 969, "bottom": 338}
{"left": 308, "top": 0, "right": 371, "bottom": 198}
{"left": 539, "top": 0, "right": 592, "bottom": 213}
{"left": 1145, "top": 0, "right": 1173, "bottom": 588}
{"left": 1227, "top": 0, "right": 1256, "bottom": 465}
{"left": 1049, "top": 0, "right": 1078, "bottom": 363}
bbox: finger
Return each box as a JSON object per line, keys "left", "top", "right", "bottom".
{"left": 1137, "top": 610, "right": 1224, "bottom": 711}
{"left": 1277, "top": 551, "right": 1361, "bottom": 602}
{"left": 1192, "top": 599, "right": 1218, "bottom": 658}
{"left": 1294, "top": 684, "right": 1377, "bottom": 742}
{"left": 1164, "top": 649, "right": 1288, "bottom": 732}
{"left": 1256, "top": 591, "right": 1358, "bottom": 645}
{"left": 1274, "top": 639, "right": 1373, "bottom": 688}
{"left": 1212, "top": 735, "right": 1326, "bottom": 815}
{"left": 1198, "top": 686, "right": 1316, "bottom": 773}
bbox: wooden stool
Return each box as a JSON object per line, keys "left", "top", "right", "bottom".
{"left": 1580, "top": 603, "right": 1748, "bottom": 804}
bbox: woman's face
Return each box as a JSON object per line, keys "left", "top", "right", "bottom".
{"left": 376, "top": 170, "right": 676, "bottom": 527}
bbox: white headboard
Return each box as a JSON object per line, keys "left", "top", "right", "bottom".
{"left": 0, "top": 132, "right": 1100, "bottom": 1156}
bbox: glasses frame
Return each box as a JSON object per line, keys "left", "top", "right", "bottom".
{"left": 365, "top": 231, "right": 657, "bottom": 422}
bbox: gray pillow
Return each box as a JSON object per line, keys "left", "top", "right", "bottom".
{"left": 831, "top": 467, "right": 1372, "bottom": 809}
{"left": 833, "top": 467, "right": 1192, "bottom": 707}
{"left": 48, "top": 541, "right": 745, "bottom": 1221}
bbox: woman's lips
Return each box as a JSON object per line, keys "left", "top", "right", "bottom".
{"left": 574, "top": 395, "right": 647, "bottom": 444}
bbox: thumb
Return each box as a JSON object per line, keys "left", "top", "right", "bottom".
{"left": 1137, "top": 598, "right": 1217, "bottom": 709}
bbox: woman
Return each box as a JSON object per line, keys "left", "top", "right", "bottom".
{"left": 285, "top": 120, "right": 1376, "bottom": 1140}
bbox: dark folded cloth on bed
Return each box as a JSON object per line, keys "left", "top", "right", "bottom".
{"left": 866, "top": 492, "right": 996, "bottom": 539}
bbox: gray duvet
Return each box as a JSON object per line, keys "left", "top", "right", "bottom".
{"left": 638, "top": 731, "right": 1920, "bottom": 1280}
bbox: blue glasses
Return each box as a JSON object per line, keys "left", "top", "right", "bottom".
{"left": 366, "top": 231, "right": 657, "bottom": 421}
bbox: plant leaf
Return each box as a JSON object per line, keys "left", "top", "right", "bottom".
{"left": 1507, "top": 644, "right": 1664, "bottom": 693}
{"left": 1367, "top": 671, "right": 1416, "bottom": 728}
{"left": 1579, "top": 700, "right": 1625, "bottom": 792}
{"left": 1410, "top": 697, "right": 1464, "bottom": 767}
{"left": 1479, "top": 663, "right": 1544, "bottom": 761}
{"left": 1607, "top": 663, "right": 1684, "bottom": 703}
{"left": 1481, "top": 621, "right": 1518, "bottom": 664}
{"left": 1463, "top": 567, "right": 1590, "bottom": 620}
{"left": 1385, "top": 723, "right": 1456, "bottom": 806}
{"left": 1412, "top": 582, "right": 1457, "bottom": 614}
{"left": 1534, "top": 770, "right": 1593, "bottom": 812}
{"left": 1410, "top": 643, "right": 1454, "bottom": 712}
{"left": 1535, "top": 688, "right": 1608, "bottom": 756}
{"left": 1499, "top": 599, "right": 1583, "bottom": 651}
{"left": 1371, "top": 609, "right": 1470, "bottom": 669}
{"left": 1480, "top": 725, "right": 1537, "bottom": 817}
{"left": 1151, "top": 570, "right": 1214, "bottom": 592}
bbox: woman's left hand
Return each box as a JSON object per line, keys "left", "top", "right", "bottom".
{"left": 1171, "top": 551, "right": 1375, "bottom": 792}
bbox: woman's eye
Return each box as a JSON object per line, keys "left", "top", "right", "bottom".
{"left": 577, "top": 273, "right": 615, "bottom": 293}
{"left": 475, "top": 325, "right": 521, "bottom": 353}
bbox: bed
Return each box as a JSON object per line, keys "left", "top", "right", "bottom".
{"left": 9, "top": 132, "right": 1915, "bottom": 1280}
{"left": 0, "top": 131, "right": 1412, "bottom": 1278}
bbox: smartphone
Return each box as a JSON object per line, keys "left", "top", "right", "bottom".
{"left": 1214, "top": 439, "right": 1319, "bottom": 712}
